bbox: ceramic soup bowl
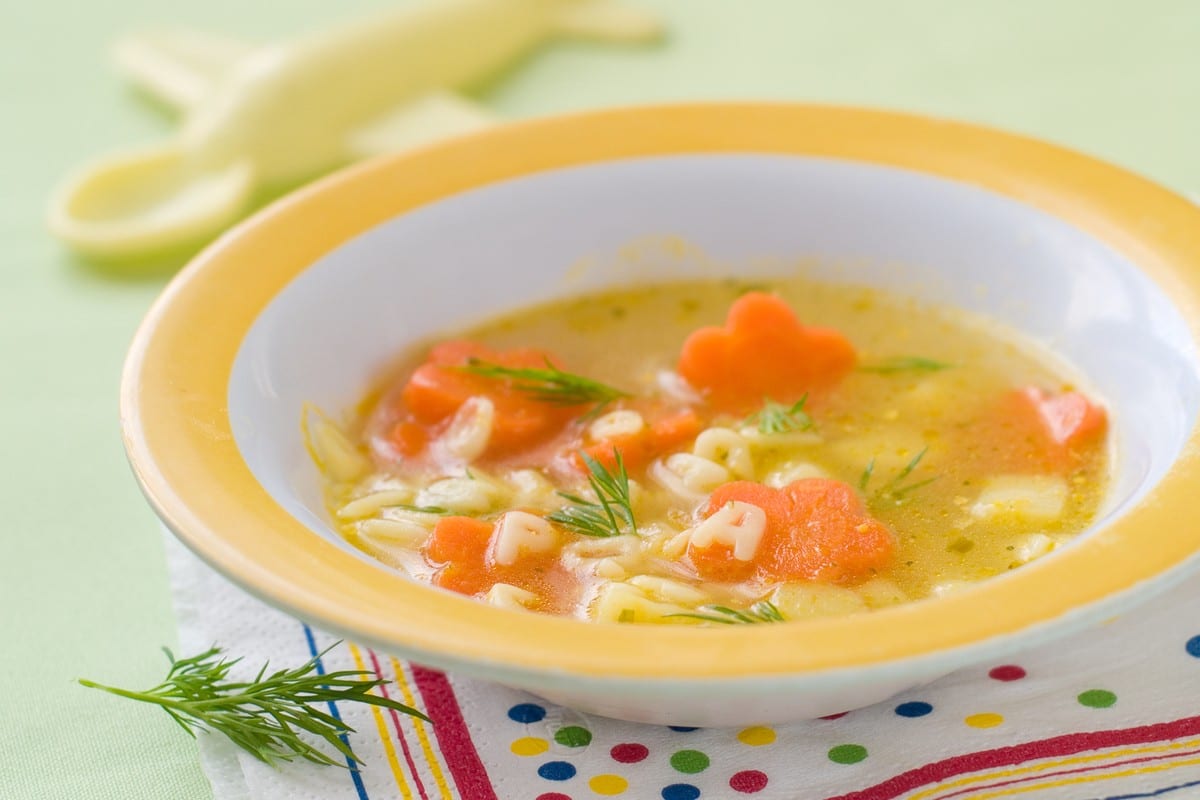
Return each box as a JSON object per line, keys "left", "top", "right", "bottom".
{"left": 122, "top": 104, "right": 1200, "bottom": 726}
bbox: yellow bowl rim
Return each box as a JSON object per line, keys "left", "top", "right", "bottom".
{"left": 122, "top": 103, "right": 1200, "bottom": 681}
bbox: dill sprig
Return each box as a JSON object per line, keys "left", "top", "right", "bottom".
{"left": 79, "top": 644, "right": 428, "bottom": 768}
{"left": 858, "top": 458, "right": 875, "bottom": 491}
{"left": 862, "top": 447, "right": 939, "bottom": 504}
{"left": 547, "top": 452, "right": 638, "bottom": 538}
{"left": 671, "top": 601, "right": 787, "bottom": 624}
{"left": 392, "top": 503, "right": 449, "bottom": 515}
{"left": 745, "top": 395, "right": 813, "bottom": 435}
{"left": 459, "top": 358, "right": 628, "bottom": 415}
{"left": 859, "top": 356, "right": 954, "bottom": 374}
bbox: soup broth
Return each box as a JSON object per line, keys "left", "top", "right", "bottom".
{"left": 309, "top": 279, "right": 1109, "bottom": 624}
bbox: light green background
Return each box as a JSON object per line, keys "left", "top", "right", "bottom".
{"left": 2, "top": 1, "right": 1197, "bottom": 797}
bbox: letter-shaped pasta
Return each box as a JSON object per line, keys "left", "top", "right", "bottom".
{"left": 591, "top": 581, "right": 694, "bottom": 624}
{"left": 628, "top": 575, "right": 709, "bottom": 605}
{"left": 493, "top": 511, "right": 558, "bottom": 566}
{"left": 508, "top": 468, "right": 559, "bottom": 511}
{"left": 686, "top": 500, "right": 766, "bottom": 561}
{"left": 417, "top": 476, "right": 502, "bottom": 514}
{"left": 306, "top": 411, "right": 369, "bottom": 482}
{"left": 770, "top": 582, "right": 867, "bottom": 618}
{"left": 337, "top": 487, "right": 417, "bottom": 520}
{"left": 588, "top": 409, "right": 645, "bottom": 440}
{"left": 484, "top": 583, "right": 538, "bottom": 611}
{"left": 439, "top": 396, "right": 495, "bottom": 462}
{"left": 656, "top": 369, "right": 703, "bottom": 404}
{"left": 666, "top": 453, "right": 731, "bottom": 493}
{"left": 693, "top": 427, "right": 754, "bottom": 478}
{"left": 356, "top": 518, "right": 429, "bottom": 545}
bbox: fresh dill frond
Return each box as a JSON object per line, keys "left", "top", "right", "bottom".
{"left": 868, "top": 448, "right": 940, "bottom": 505}
{"left": 859, "top": 356, "right": 954, "bottom": 374}
{"left": 547, "top": 451, "right": 638, "bottom": 538}
{"left": 79, "top": 644, "right": 428, "bottom": 768}
{"left": 859, "top": 458, "right": 876, "bottom": 491}
{"left": 745, "top": 395, "right": 813, "bottom": 435}
{"left": 393, "top": 503, "right": 449, "bottom": 515}
{"left": 459, "top": 358, "right": 628, "bottom": 415}
{"left": 670, "top": 601, "right": 787, "bottom": 625}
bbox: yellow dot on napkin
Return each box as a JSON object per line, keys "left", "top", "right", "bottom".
{"left": 964, "top": 713, "right": 1004, "bottom": 729}
{"left": 737, "top": 726, "right": 776, "bottom": 746}
{"left": 589, "top": 774, "right": 629, "bottom": 795}
{"left": 510, "top": 736, "right": 549, "bottom": 756}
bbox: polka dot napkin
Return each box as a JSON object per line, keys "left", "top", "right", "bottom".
{"left": 166, "top": 536, "right": 1200, "bottom": 800}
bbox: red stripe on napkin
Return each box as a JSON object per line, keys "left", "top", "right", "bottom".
{"left": 412, "top": 666, "right": 498, "bottom": 800}
{"left": 828, "top": 715, "right": 1200, "bottom": 800}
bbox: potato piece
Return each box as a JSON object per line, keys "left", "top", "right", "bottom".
{"left": 1013, "top": 532, "right": 1061, "bottom": 564}
{"left": 591, "top": 582, "right": 695, "bottom": 624}
{"left": 970, "top": 475, "right": 1068, "bottom": 522}
{"left": 930, "top": 580, "right": 972, "bottom": 597}
{"left": 770, "top": 582, "right": 867, "bottom": 618}
{"left": 856, "top": 577, "right": 909, "bottom": 608}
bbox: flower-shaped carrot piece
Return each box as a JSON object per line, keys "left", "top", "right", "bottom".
{"left": 425, "top": 514, "right": 566, "bottom": 601}
{"left": 1000, "top": 387, "right": 1107, "bottom": 470}
{"left": 400, "top": 341, "right": 579, "bottom": 458}
{"left": 578, "top": 406, "right": 704, "bottom": 473}
{"left": 687, "top": 479, "right": 895, "bottom": 584}
{"left": 677, "top": 292, "right": 856, "bottom": 414}
{"left": 426, "top": 515, "right": 497, "bottom": 596}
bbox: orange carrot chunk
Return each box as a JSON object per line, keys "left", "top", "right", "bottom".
{"left": 1002, "top": 387, "right": 1108, "bottom": 470}
{"left": 388, "top": 421, "right": 428, "bottom": 458}
{"left": 400, "top": 340, "right": 580, "bottom": 459}
{"left": 676, "top": 292, "right": 856, "bottom": 414}
{"left": 579, "top": 406, "right": 705, "bottom": 473}
{"left": 426, "top": 516, "right": 495, "bottom": 596}
{"left": 687, "top": 478, "right": 895, "bottom": 584}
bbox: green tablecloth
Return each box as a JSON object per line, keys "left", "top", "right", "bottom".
{"left": 3, "top": 1, "right": 1197, "bottom": 797}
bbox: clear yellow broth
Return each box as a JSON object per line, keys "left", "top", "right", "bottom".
{"left": 311, "top": 278, "right": 1110, "bottom": 624}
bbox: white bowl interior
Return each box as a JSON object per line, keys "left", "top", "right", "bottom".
{"left": 228, "top": 155, "right": 1200, "bottom": 565}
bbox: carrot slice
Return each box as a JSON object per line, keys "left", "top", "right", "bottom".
{"left": 426, "top": 515, "right": 493, "bottom": 565}
{"left": 580, "top": 407, "right": 705, "bottom": 472}
{"left": 997, "top": 387, "right": 1108, "bottom": 470}
{"left": 677, "top": 292, "right": 856, "bottom": 414}
{"left": 400, "top": 340, "right": 580, "bottom": 459}
{"left": 424, "top": 514, "right": 578, "bottom": 607}
{"left": 687, "top": 479, "right": 895, "bottom": 584}
{"left": 426, "top": 516, "right": 495, "bottom": 596}
{"left": 388, "top": 421, "right": 428, "bottom": 458}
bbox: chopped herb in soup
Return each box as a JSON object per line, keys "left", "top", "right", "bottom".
{"left": 308, "top": 281, "right": 1109, "bottom": 624}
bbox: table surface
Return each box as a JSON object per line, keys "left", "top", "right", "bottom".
{"left": 3, "top": 1, "right": 1199, "bottom": 797}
